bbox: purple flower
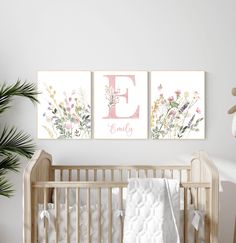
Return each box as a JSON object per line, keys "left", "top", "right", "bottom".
{"left": 196, "top": 107, "right": 201, "bottom": 114}
{"left": 175, "top": 89, "right": 181, "bottom": 97}
{"left": 168, "top": 96, "right": 174, "bottom": 102}
{"left": 179, "top": 102, "right": 189, "bottom": 113}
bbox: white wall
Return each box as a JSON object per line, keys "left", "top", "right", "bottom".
{"left": 0, "top": 0, "right": 236, "bottom": 242}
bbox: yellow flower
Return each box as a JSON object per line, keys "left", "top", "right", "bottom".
{"left": 184, "top": 91, "right": 189, "bottom": 98}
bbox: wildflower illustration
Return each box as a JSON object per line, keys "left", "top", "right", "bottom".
{"left": 104, "top": 85, "right": 120, "bottom": 108}
{"left": 151, "top": 84, "right": 204, "bottom": 139}
{"left": 41, "top": 84, "right": 91, "bottom": 139}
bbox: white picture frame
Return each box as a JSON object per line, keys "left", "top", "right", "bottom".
{"left": 37, "top": 71, "right": 91, "bottom": 139}
{"left": 93, "top": 71, "right": 148, "bottom": 139}
{"left": 150, "top": 71, "right": 205, "bottom": 139}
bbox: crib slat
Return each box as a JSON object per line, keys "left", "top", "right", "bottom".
{"left": 120, "top": 169, "right": 123, "bottom": 181}
{"left": 119, "top": 187, "right": 123, "bottom": 243}
{"left": 32, "top": 188, "right": 38, "bottom": 243}
{"left": 87, "top": 188, "right": 91, "bottom": 243}
{"left": 108, "top": 188, "right": 112, "bottom": 243}
{"left": 60, "top": 169, "right": 63, "bottom": 181}
{"left": 205, "top": 188, "right": 210, "bottom": 243}
{"left": 144, "top": 169, "right": 148, "bottom": 178}
{"left": 127, "top": 169, "right": 131, "bottom": 178}
{"left": 111, "top": 169, "right": 114, "bottom": 181}
{"left": 102, "top": 169, "right": 105, "bottom": 181}
{"left": 194, "top": 188, "right": 199, "bottom": 243}
{"left": 85, "top": 169, "right": 88, "bottom": 181}
{"left": 170, "top": 169, "right": 173, "bottom": 179}
{"left": 94, "top": 169, "right": 97, "bottom": 181}
{"left": 77, "top": 169, "right": 80, "bottom": 181}
{"left": 43, "top": 188, "right": 49, "bottom": 243}
{"left": 154, "top": 169, "right": 157, "bottom": 178}
{"left": 69, "top": 169, "right": 72, "bottom": 181}
{"left": 187, "top": 169, "right": 191, "bottom": 182}
{"left": 65, "top": 188, "right": 69, "bottom": 243}
{"left": 184, "top": 188, "right": 188, "bottom": 243}
{"left": 76, "top": 188, "right": 80, "bottom": 243}
{"left": 161, "top": 169, "right": 164, "bottom": 178}
{"left": 55, "top": 188, "right": 59, "bottom": 243}
{"left": 98, "top": 188, "right": 101, "bottom": 243}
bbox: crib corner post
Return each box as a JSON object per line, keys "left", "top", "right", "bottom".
{"left": 191, "top": 151, "right": 219, "bottom": 243}
{"left": 23, "top": 150, "right": 53, "bottom": 243}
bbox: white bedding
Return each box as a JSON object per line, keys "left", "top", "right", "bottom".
{"left": 38, "top": 203, "right": 123, "bottom": 243}
{"left": 38, "top": 187, "right": 205, "bottom": 243}
{"left": 123, "top": 178, "right": 180, "bottom": 243}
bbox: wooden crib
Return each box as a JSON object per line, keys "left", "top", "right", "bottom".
{"left": 23, "top": 150, "right": 219, "bottom": 243}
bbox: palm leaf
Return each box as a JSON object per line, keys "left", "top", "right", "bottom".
{"left": 0, "top": 176, "right": 14, "bottom": 197}
{"left": 0, "top": 79, "right": 39, "bottom": 114}
{"left": 0, "top": 126, "right": 35, "bottom": 158}
{"left": 0, "top": 80, "right": 38, "bottom": 198}
{"left": 0, "top": 155, "right": 20, "bottom": 176}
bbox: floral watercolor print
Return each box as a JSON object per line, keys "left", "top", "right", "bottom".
{"left": 150, "top": 71, "right": 205, "bottom": 139}
{"left": 37, "top": 71, "right": 91, "bottom": 139}
{"left": 93, "top": 71, "right": 148, "bottom": 139}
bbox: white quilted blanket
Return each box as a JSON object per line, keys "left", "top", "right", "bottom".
{"left": 123, "top": 178, "right": 180, "bottom": 243}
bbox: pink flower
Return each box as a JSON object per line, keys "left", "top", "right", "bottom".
{"left": 196, "top": 107, "right": 201, "bottom": 114}
{"left": 168, "top": 96, "right": 174, "bottom": 102}
{"left": 175, "top": 89, "right": 181, "bottom": 97}
{"left": 66, "top": 122, "right": 72, "bottom": 129}
{"left": 169, "top": 110, "right": 176, "bottom": 116}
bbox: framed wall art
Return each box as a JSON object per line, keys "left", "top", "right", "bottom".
{"left": 93, "top": 71, "right": 148, "bottom": 139}
{"left": 150, "top": 71, "right": 205, "bottom": 139}
{"left": 37, "top": 71, "right": 91, "bottom": 139}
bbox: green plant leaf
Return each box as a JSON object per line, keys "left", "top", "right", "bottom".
{"left": 0, "top": 79, "right": 39, "bottom": 114}
{"left": 0, "top": 176, "right": 14, "bottom": 198}
{"left": 0, "top": 126, "right": 35, "bottom": 158}
{"left": 0, "top": 80, "right": 38, "bottom": 198}
{"left": 0, "top": 155, "right": 20, "bottom": 176}
{"left": 170, "top": 101, "right": 179, "bottom": 108}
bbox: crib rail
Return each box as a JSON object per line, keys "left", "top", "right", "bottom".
{"left": 52, "top": 165, "right": 191, "bottom": 183}
{"left": 33, "top": 181, "right": 210, "bottom": 188}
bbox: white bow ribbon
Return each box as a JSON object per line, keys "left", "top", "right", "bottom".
{"left": 40, "top": 209, "right": 50, "bottom": 228}
{"left": 115, "top": 209, "right": 124, "bottom": 218}
{"left": 40, "top": 209, "right": 50, "bottom": 220}
{"left": 192, "top": 210, "right": 204, "bottom": 231}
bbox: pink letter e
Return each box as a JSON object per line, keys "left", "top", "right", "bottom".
{"left": 103, "top": 75, "right": 140, "bottom": 119}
